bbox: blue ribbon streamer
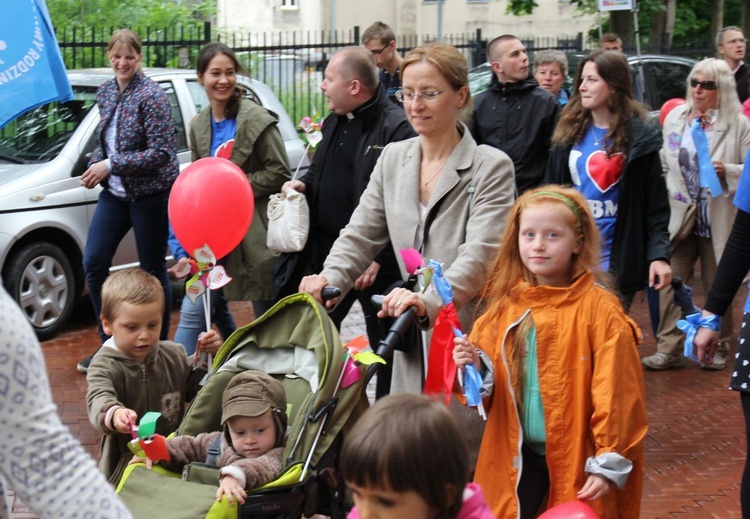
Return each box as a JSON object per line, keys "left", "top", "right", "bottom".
{"left": 690, "top": 119, "right": 723, "bottom": 197}
{"left": 463, "top": 364, "right": 484, "bottom": 407}
{"left": 678, "top": 312, "right": 722, "bottom": 361}
{"left": 429, "top": 259, "right": 483, "bottom": 407}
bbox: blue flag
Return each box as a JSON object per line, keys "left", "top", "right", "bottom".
{"left": 0, "top": 0, "right": 72, "bottom": 129}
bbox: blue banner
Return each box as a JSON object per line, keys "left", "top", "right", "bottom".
{"left": 0, "top": 0, "right": 73, "bottom": 129}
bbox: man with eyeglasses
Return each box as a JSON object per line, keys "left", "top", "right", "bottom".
{"left": 716, "top": 25, "right": 749, "bottom": 103}
{"left": 471, "top": 34, "right": 558, "bottom": 194}
{"left": 362, "top": 21, "right": 404, "bottom": 106}
{"left": 274, "top": 47, "right": 414, "bottom": 398}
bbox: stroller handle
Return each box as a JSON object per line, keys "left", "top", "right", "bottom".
{"left": 364, "top": 303, "right": 417, "bottom": 385}
{"left": 321, "top": 286, "right": 341, "bottom": 301}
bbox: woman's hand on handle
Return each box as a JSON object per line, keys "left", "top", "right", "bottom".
{"left": 299, "top": 275, "right": 336, "bottom": 308}
{"left": 378, "top": 287, "right": 426, "bottom": 318}
{"left": 453, "top": 334, "right": 480, "bottom": 371}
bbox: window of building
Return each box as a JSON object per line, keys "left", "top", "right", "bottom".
{"left": 281, "top": 0, "right": 298, "bottom": 8}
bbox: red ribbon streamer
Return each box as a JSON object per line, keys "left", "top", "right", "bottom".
{"left": 424, "top": 303, "right": 460, "bottom": 406}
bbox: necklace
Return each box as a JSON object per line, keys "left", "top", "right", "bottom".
{"left": 592, "top": 126, "right": 608, "bottom": 148}
{"left": 421, "top": 162, "right": 446, "bottom": 188}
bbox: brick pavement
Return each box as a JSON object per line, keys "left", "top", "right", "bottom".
{"left": 9, "top": 285, "right": 750, "bottom": 517}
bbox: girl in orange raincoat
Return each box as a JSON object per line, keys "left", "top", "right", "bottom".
{"left": 454, "top": 186, "right": 647, "bottom": 518}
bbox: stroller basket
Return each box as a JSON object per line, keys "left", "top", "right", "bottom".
{"left": 117, "top": 293, "right": 367, "bottom": 518}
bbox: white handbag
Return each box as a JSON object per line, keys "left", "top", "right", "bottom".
{"left": 266, "top": 186, "right": 309, "bottom": 253}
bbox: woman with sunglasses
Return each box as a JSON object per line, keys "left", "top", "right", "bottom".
{"left": 300, "top": 42, "right": 516, "bottom": 468}
{"left": 545, "top": 49, "right": 672, "bottom": 313}
{"left": 645, "top": 58, "right": 750, "bottom": 371}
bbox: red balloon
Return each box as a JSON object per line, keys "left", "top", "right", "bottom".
{"left": 660, "top": 97, "right": 686, "bottom": 126}
{"left": 169, "top": 157, "right": 254, "bottom": 261}
{"left": 538, "top": 500, "right": 600, "bottom": 519}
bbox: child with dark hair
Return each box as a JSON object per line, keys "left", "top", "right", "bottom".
{"left": 340, "top": 393, "right": 493, "bottom": 519}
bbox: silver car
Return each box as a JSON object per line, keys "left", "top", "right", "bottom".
{"left": 0, "top": 68, "right": 310, "bottom": 340}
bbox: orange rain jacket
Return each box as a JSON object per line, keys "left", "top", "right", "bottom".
{"left": 469, "top": 272, "right": 647, "bottom": 518}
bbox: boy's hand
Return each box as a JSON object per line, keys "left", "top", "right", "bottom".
{"left": 217, "top": 475, "right": 247, "bottom": 505}
{"left": 197, "top": 330, "right": 222, "bottom": 356}
{"left": 453, "top": 335, "right": 480, "bottom": 370}
{"left": 113, "top": 408, "right": 138, "bottom": 435}
{"left": 577, "top": 474, "right": 612, "bottom": 501}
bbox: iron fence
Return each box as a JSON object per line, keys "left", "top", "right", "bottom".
{"left": 54, "top": 22, "right": 588, "bottom": 125}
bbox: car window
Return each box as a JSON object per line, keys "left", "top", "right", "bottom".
{"left": 159, "top": 81, "right": 188, "bottom": 153}
{"left": 0, "top": 87, "right": 97, "bottom": 163}
{"left": 643, "top": 61, "right": 691, "bottom": 112}
{"left": 187, "top": 80, "right": 210, "bottom": 115}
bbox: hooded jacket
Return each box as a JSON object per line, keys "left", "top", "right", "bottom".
{"left": 545, "top": 117, "right": 671, "bottom": 295}
{"left": 469, "top": 272, "right": 647, "bottom": 518}
{"left": 86, "top": 340, "right": 203, "bottom": 485}
{"left": 189, "top": 98, "right": 291, "bottom": 301}
{"left": 471, "top": 74, "right": 559, "bottom": 194}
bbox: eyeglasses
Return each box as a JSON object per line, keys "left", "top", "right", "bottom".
{"left": 690, "top": 78, "right": 718, "bottom": 90}
{"left": 724, "top": 37, "right": 748, "bottom": 45}
{"left": 370, "top": 45, "right": 388, "bottom": 55}
{"left": 394, "top": 89, "right": 445, "bottom": 103}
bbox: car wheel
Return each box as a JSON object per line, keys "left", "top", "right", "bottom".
{"left": 3, "top": 242, "right": 76, "bottom": 341}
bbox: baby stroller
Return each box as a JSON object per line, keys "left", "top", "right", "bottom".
{"left": 116, "top": 292, "right": 371, "bottom": 519}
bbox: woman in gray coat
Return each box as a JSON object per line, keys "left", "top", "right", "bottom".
{"left": 300, "top": 42, "right": 515, "bottom": 465}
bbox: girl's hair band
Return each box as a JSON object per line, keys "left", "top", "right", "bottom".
{"left": 528, "top": 191, "right": 583, "bottom": 231}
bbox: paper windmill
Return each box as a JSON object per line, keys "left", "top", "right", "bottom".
{"left": 126, "top": 411, "right": 170, "bottom": 462}
{"left": 335, "top": 335, "right": 386, "bottom": 391}
{"left": 168, "top": 243, "right": 232, "bottom": 304}
{"left": 298, "top": 111, "right": 323, "bottom": 149}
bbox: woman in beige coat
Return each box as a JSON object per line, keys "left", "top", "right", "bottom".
{"left": 300, "top": 43, "right": 516, "bottom": 465}
{"left": 644, "top": 58, "right": 750, "bottom": 371}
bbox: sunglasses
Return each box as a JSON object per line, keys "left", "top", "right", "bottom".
{"left": 690, "top": 78, "right": 718, "bottom": 90}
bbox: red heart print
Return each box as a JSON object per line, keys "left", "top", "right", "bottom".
{"left": 215, "top": 139, "right": 235, "bottom": 160}
{"left": 586, "top": 151, "right": 625, "bottom": 193}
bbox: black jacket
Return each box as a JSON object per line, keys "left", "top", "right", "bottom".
{"left": 544, "top": 117, "right": 671, "bottom": 295}
{"left": 471, "top": 74, "right": 558, "bottom": 194}
{"left": 275, "top": 86, "right": 415, "bottom": 297}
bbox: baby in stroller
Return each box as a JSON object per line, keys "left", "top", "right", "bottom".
{"left": 132, "top": 371, "right": 288, "bottom": 505}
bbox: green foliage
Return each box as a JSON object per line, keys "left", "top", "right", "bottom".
{"left": 46, "top": 0, "right": 216, "bottom": 31}
{"left": 507, "top": 0, "right": 743, "bottom": 53}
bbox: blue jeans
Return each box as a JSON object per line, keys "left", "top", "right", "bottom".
{"left": 174, "top": 289, "right": 237, "bottom": 356}
{"left": 83, "top": 189, "right": 172, "bottom": 344}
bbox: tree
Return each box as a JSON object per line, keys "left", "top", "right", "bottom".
{"left": 507, "top": 0, "right": 744, "bottom": 55}
{"left": 46, "top": 0, "right": 215, "bottom": 31}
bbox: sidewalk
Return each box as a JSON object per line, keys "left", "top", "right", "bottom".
{"left": 10, "top": 287, "right": 749, "bottom": 517}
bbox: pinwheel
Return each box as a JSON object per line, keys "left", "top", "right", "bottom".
{"left": 168, "top": 244, "right": 232, "bottom": 370}
{"left": 126, "top": 412, "right": 170, "bottom": 463}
